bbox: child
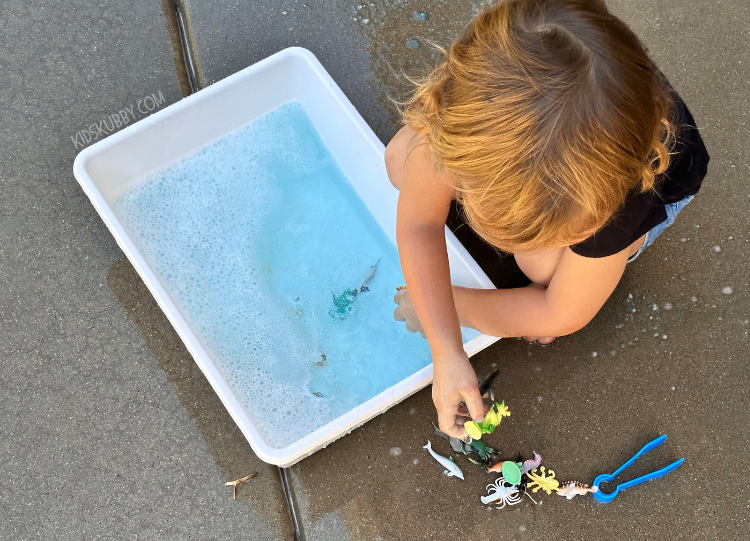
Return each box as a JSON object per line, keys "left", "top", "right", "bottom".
{"left": 384, "top": 0, "right": 709, "bottom": 439}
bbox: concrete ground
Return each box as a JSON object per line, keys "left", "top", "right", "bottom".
{"left": 2, "top": 0, "right": 748, "bottom": 540}
{"left": 0, "top": 1, "right": 292, "bottom": 539}
{"left": 181, "top": 0, "right": 750, "bottom": 538}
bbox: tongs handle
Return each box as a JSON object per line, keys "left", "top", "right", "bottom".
{"left": 593, "top": 435, "right": 684, "bottom": 502}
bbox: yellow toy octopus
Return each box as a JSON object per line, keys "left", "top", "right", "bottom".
{"left": 527, "top": 466, "right": 560, "bottom": 495}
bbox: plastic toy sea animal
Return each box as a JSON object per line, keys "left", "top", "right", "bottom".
{"left": 329, "top": 260, "right": 379, "bottom": 319}
{"left": 313, "top": 353, "right": 327, "bottom": 367}
{"left": 464, "top": 400, "right": 510, "bottom": 440}
{"left": 481, "top": 476, "right": 522, "bottom": 508}
{"left": 423, "top": 441, "right": 464, "bottom": 480}
{"left": 485, "top": 459, "right": 516, "bottom": 475}
{"left": 521, "top": 451, "right": 542, "bottom": 475}
{"left": 463, "top": 439, "right": 501, "bottom": 468}
{"left": 557, "top": 481, "right": 599, "bottom": 499}
{"left": 527, "top": 466, "right": 560, "bottom": 495}
{"left": 433, "top": 424, "right": 499, "bottom": 467}
{"left": 486, "top": 450, "right": 541, "bottom": 480}
{"left": 478, "top": 370, "right": 500, "bottom": 401}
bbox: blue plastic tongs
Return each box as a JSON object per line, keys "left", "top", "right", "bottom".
{"left": 592, "top": 435, "right": 684, "bottom": 502}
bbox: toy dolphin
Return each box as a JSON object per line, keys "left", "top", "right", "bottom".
{"left": 423, "top": 441, "right": 464, "bottom": 480}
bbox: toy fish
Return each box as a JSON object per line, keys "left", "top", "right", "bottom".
{"left": 486, "top": 451, "right": 540, "bottom": 484}
{"left": 329, "top": 260, "right": 379, "bottom": 319}
{"left": 557, "top": 481, "right": 599, "bottom": 499}
{"left": 423, "top": 441, "right": 464, "bottom": 480}
{"left": 486, "top": 460, "right": 515, "bottom": 475}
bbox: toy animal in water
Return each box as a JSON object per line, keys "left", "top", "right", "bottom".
{"left": 423, "top": 441, "right": 464, "bottom": 480}
{"left": 557, "top": 481, "right": 599, "bottom": 499}
{"left": 329, "top": 260, "right": 379, "bottom": 319}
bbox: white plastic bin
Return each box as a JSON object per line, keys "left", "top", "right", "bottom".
{"left": 73, "top": 47, "right": 499, "bottom": 466}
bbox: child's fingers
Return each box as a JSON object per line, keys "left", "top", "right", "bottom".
{"left": 462, "top": 390, "right": 485, "bottom": 423}
{"left": 437, "top": 410, "right": 466, "bottom": 440}
{"left": 459, "top": 402, "right": 490, "bottom": 416}
{"left": 457, "top": 401, "right": 471, "bottom": 416}
{"left": 392, "top": 306, "right": 405, "bottom": 322}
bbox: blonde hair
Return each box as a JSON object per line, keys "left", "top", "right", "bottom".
{"left": 400, "top": 0, "right": 677, "bottom": 252}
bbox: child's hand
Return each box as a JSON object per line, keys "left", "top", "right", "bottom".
{"left": 432, "top": 349, "right": 487, "bottom": 440}
{"left": 393, "top": 288, "right": 486, "bottom": 437}
{"left": 392, "top": 288, "right": 426, "bottom": 338}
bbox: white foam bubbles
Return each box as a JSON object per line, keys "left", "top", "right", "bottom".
{"left": 114, "top": 101, "right": 433, "bottom": 447}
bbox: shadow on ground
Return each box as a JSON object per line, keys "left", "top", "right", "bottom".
{"left": 107, "top": 255, "right": 291, "bottom": 530}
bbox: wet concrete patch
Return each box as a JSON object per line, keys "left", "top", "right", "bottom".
{"left": 182, "top": 0, "right": 395, "bottom": 141}
{"left": 180, "top": 0, "right": 488, "bottom": 141}
{"left": 350, "top": 0, "right": 478, "bottom": 133}
{"left": 283, "top": 268, "right": 748, "bottom": 538}
{"left": 107, "top": 255, "right": 293, "bottom": 537}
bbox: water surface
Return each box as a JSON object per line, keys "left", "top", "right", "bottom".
{"left": 115, "top": 101, "right": 435, "bottom": 448}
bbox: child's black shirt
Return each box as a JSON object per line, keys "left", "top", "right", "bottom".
{"left": 569, "top": 83, "right": 710, "bottom": 258}
{"left": 446, "top": 79, "right": 710, "bottom": 287}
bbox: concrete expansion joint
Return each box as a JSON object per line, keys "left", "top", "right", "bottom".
{"left": 173, "top": 0, "right": 202, "bottom": 93}
{"left": 279, "top": 467, "right": 305, "bottom": 541}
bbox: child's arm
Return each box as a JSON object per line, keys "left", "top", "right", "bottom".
{"left": 451, "top": 248, "right": 630, "bottom": 338}
{"left": 393, "top": 134, "right": 486, "bottom": 439}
